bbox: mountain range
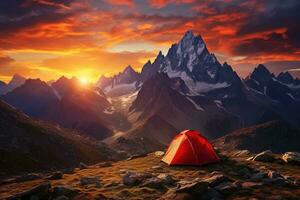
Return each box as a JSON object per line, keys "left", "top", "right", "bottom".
{"left": 1, "top": 31, "right": 300, "bottom": 154}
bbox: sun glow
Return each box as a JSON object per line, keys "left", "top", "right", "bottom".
{"left": 79, "top": 76, "right": 89, "bottom": 85}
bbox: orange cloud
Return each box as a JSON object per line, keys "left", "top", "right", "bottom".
{"left": 149, "top": 0, "right": 195, "bottom": 8}
{"left": 0, "top": 0, "right": 300, "bottom": 81}
{"left": 105, "top": 0, "right": 134, "bottom": 7}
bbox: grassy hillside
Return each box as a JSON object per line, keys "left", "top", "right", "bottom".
{"left": 0, "top": 100, "right": 120, "bottom": 175}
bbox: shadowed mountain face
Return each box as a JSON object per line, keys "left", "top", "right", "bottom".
{"left": 47, "top": 79, "right": 115, "bottom": 140}
{"left": 214, "top": 121, "right": 300, "bottom": 153}
{"left": 1, "top": 79, "right": 59, "bottom": 118}
{"left": 129, "top": 73, "right": 240, "bottom": 139}
{"left": 0, "top": 100, "right": 119, "bottom": 175}
{"left": 0, "top": 77, "right": 126, "bottom": 140}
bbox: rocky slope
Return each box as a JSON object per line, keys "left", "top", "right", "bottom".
{"left": 214, "top": 121, "right": 300, "bottom": 154}
{"left": 0, "top": 150, "right": 299, "bottom": 200}
{"left": 0, "top": 100, "right": 120, "bottom": 176}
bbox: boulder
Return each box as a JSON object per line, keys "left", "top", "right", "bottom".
{"left": 80, "top": 176, "right": 101, "bottom": 186}
{"left": 176, "top": 179, "right": 209, "bottom": 195}
{"left": 46, "top": 171, "right": 63, "bottom": 180}
{"left": 252, "top": 150, "right": 275, "bottom": 162}
{"left": 157, "top": 174, "right": 175, "bottom": 185}
{"left": 154, "top": 151, "right": 165, "bottom": 157}
{"left": 282, "top": 152, "right": 300, "bottom": 165}
{"left": 141, "top": 177, "right": 164, "bottom": 189}
{"left": 122, "top": 171, "right": 144, "bottom": 186}
{"left": 7, "top": 182, "right": 51, "bottom": 200}
{"left": 214, "top": 181, "right": 240, "bottom": 195}
{"left": 203, "top": 172, "right": 231, "bottom": 187}
{"left": 52, "top": 185, "right": 79, "bottom": 198}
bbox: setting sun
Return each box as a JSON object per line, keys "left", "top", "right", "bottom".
{"left": 79, "top": 76, "right": 89, "bottom": 85}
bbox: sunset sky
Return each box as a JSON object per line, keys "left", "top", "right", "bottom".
{"left": 0, "top": 0, "right": 299, "bottom": 83}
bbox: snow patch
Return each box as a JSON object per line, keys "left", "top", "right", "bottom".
{"left": 214, "top": 100, "right": 224, "bottom": 109}
{"left": 103, "top": 107, "right": 115, "bottom": 114}
{"left": 285, "top": 83, "right": 300, "bottom": 89}
{"left": 52, "top": 87, "right": 61, "bottom": 100}
{"left": 104, "top": 81, "right": 137, "bottom": 93}
{"left": 207, "top": 70, "right": 215, "bottom": 79}
{"left": 197, "top": 43, "right": 205, "bottom": 55}
{"left": 287, "top": 93, "right": 295, "bottom": 100}
{"left": 187, "top": 52, "right": 197, "bottom": 72}
{"left": 186, "top": 97, "right": 204, "bottom": 111}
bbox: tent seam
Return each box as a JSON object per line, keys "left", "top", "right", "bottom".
{"left": 185, "top": 134, "right": 199, "bottom": 164}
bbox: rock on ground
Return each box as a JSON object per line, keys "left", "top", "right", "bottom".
{"left": 282, "top": 152, "right": 300, "bottom": 165}
{"left": 251, "top": 150, "right": 276, "bottom": 162}
{"left": 52, "top": 185, "right": 79, "bottom": 198}
{"left": 7, "top": 182, "right": 51, "bottom": 200}
{"left": 46, "top": 171, "right": 63, "bottom": 180}
{"left": 122, "top": 171, "right": 145, "bottom": 186}
{"left": 202, "top": 171, "right": 232, "bottom": 187}
{"left": 157, "top": 174, "right": 175, "bottom": 185}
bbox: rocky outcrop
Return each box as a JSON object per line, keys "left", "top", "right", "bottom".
{"left": 282, "top": 152, "right": 300, "bottom": 165}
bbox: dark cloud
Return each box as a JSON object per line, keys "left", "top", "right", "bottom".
{"left": 0, "top": 55, "right": 15, "bottom": 66}
{"left": 237, "top": 0, "right": 300, "bottom": 35}
{"left": 232, "top": 32, "right": 292, "bottom": 55}
{"left": 231, "top": 0, "right": 300, "bottom": 56}
{"left": 0, "top": 0, "right": 75, "bottom": 34}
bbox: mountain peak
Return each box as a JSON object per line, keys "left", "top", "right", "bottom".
{"left": 123, "top": 65, "right": 136, "bottom": 74}
{"left": 56, "top": 75, "right": 69, "bottom": 82}
{"left": 9, "top": 74, "right": 26, "bottom": 84}
{"left": 252, "top": 64, "right": 272, "bottom": 78}
{"left": 277, "top": 71, "right": 294, "bottom": 84}
{"left": 255, "top": 64, "right": 270, "bottom": 73}
{"left": 182, "top": 30, "right": 195, "bottom": 40}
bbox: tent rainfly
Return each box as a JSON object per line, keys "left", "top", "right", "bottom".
{"left": 161, "top": 130, "right": 220, "bottom": 166}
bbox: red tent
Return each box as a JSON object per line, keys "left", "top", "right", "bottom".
{"left": 161, "top": 130, "right": 220, "bottom": 166}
